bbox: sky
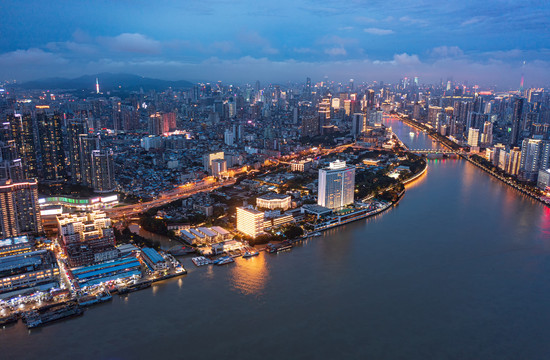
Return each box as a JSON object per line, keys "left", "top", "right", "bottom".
{"left": 1, "top": 0, "right": 550, "bottom": 88}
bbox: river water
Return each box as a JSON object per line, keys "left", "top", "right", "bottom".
{"left": 2, "top": 118, "right": 550, "bottom": 359}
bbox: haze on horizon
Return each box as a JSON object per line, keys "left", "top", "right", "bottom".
{"left": 1, "top": 0, "right": 549, "bottom": 88}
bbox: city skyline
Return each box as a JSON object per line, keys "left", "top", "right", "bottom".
{"left": 1, "top": 0, "right": 550, "bottom": 87}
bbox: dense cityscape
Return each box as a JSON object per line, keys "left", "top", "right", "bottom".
{"left": 2, "top": 0, "right": 550, "bottom": 359}
{"left": 0, "top": 74, "right": 549, "bottom": 326}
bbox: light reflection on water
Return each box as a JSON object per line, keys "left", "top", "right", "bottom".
{"left": 230, "top": 255, "right": 269, "bottom": 297}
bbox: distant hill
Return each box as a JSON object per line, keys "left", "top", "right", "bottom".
{"left": 20, "top": 73, "right": 194, "bottom": 91}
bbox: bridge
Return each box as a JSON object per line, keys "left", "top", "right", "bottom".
{"left": 408, "top": 148, "right": 465, "bottom": 155}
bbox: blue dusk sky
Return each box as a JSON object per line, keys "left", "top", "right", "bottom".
{"left": 1, "top": 0, "right": 549, "bottom": 87}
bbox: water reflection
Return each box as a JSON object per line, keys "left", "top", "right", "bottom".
{"left": 229, "top": 254, "right": 269, "bottom": 297}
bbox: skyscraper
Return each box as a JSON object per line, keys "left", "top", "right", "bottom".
{"left": 519, "top": 138, "right": 550, "bottom": 181}
{"left": 8, "top": 111, "right": 38, "bottom": 179}
{"left": 351, "top": 113, "right": 366, "bottom": 137}
{"left": 0, "top": 179, "right": 42, "bottom": 238}
{"left": 79, "top": 134, "right": 100, "bottom": 187}
{"left": 318, "top": 160, "right": 355, "bottom": 209}
{"left": 91, "top": 149, "right": 116, "bottom": 193}
{"left": 510, "top": 97, "right": 524, "bottom": 147}
{"left": 37, "top": 109, "right": 65, "bottom": 181}
{"left": 67, "top": 118, "right": 89, "bottom": 184}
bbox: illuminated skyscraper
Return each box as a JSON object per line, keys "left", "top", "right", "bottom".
{"left": 7, "top": 111, "right": 38, "bottom": 179}
{"left": 318, "top": 160, "right": 355, "bottom": 209}
{"left": 510, "top": 97, "right": 524, "bottom": 147}
{"left": 67, "top": 118, "right": 89, "bottom": 184}
{"left": 519, "top": 138, "right": 550, "bottom": 181}
{"left": 37, "top": 109, "right": 65, "bottom": 181}
{"left": 91, "top": 149, "right": 116, "bottom": 193}
{"left": 0, "top": 179, "right": 42, "bottom": 238}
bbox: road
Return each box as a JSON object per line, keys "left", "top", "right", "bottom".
{"left": 106, "top": 178, "right": 236, "bottom": 219}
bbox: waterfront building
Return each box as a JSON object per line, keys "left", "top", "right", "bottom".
{"left": 0, "top": 179, "right": 42, "bottom": 238}
{"left": 507, "top": 147, "right": 522, "bottom": 176}
{"left": 519, "top": 138, "right": 550, "bottom": 181}
{"left": 0, "top": 249, "right": 59, "bottom": 295}
{"left": 236, "top": 206, "right": 264, "bottom": 239}
{"left": 140, "top": 247, "right": 168, "bottom": 272}
{"left": 256, "top": 193, "right": 292, "bottom": 211}
{"left": 0, "top": 235, "right": 34, "bottom": 257}
{"left": 467, "top": 128, "right": 480, "bottom": 148}
{"left": 537, "top": 169, "right": 550, "bottom": 190}
{"left": 318, "top": 160, "right": 356, "bottom": 209}
{"left": 57, "top": 211, "right": 116, "bottom": 268}
{"left": 70, "top": 255, "right": 141, "bottom": 288}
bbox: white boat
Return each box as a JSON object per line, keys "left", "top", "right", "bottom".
{"left": 242, "top": 250, "right": 259, "bottom": 258}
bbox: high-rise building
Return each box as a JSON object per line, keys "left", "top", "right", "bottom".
{"left": 510, "top": 97, "right": 524, "bottom": 147}
{"left": 236, "top": 206, "right": 264, "bottom": 239}
{"left": 8, "top": 111, "right": 38, "bottom": 179}
{"left": 148, "top": 113, "right": 163, "bottom": 135}
{"left": 211, "top": 159, "right": 227, "bottom": 178}
{"left": 468, "top": 128, "right": 480, "bottom": 148}
{"left": 318, "top": 160, "right": 356, "bottom": 209}
{"left": 203, "top": 151, "right": 224, "bottom": 172}
{"left": 507, "top": 147, "right": 522, "bottom": 176}
{"left": 519, "top": 138, "right": 550, "bottom": 181}
{"left": 79, "top": 134, "right": 100, "bottom": 187}
{"left": 37, "top": 109, "right": 65, "bottom": 181}
{"left": 301, "top": 115, "right": 320, "bottom": 137}
{"left": 351, "top": 113, "right": 366, "bottom": 137}
{"left": 0, "top": 122, "right": 23, "bottom": 182}
{"left": 480, "top": 121, "right": 493, "bottom": 146}
{"left": 67, "top": 118, "right": 89, "bottom": 184}
{"left": 162, "top": 112, "right": 177, "bottom": 133}
{"left": 0, "top": 179, "right": 42, "bottom": 238}
{"left": 224, "top": 129, "right": 234, "bottom": 146}
{"left": 91, "top": 149, "right": 116, "bottom": 193}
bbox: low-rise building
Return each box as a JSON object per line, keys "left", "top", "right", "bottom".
{"left": 256, "top": 193, "right": 292, "bottom": 211}
{"left": 140, "top": 247, "right": 168, "bottom": 272}
{"left": 0, "top": 250, "right": 60, "bottom": 296}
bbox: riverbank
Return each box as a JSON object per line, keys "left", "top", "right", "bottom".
{"left": 393, "top": 114, "right": 550, "bottom": 208}
{"left": 465, "top": 156, "right": 550, "bottom": 207}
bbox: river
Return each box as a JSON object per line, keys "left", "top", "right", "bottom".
{"left": 2, "top": 118, "right": 550, "bottom": 359}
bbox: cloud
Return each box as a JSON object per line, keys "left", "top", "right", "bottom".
{"left": 392, "top": 53, "right": 421, "bottom": 66}
{"left": 461, "top": 16, "right": 485, "bottom": 26}
{"left": 0, "top": 48, "right": 66, "bottom": 66}
{"left": 430, "top": 46, "right": 464, "bottom": 58}
{"left": 354, "top": 16, "right": 376, "bottom": 24}
{"left": 399, "top": 16, "right": 428, "bottom": 26}
{"left": 364, "top": 28, "right": 394, "bottom": 35}
{"left": 293, "top": 47, "right": 314, "bottom": 54}
{"left": 99, "top": 33, "right": 162, "bottom": 54}
{"left": 237, "top": 31, "right": 279, "bottom": 55}
{"left": 317, "top": 35, "right": 358, "bottom": 46}
{"left": 324, "top": 47, "right": 347, "bottom": 56}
